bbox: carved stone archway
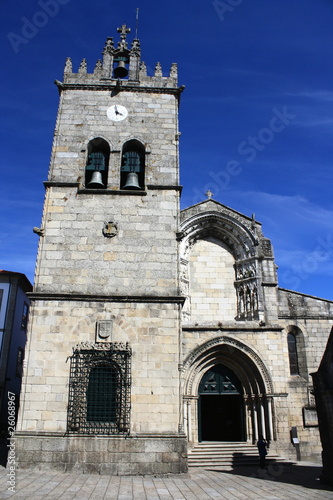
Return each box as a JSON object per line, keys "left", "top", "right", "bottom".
{"left": 178, "top": 209, "right": 267, "bottom": 323}
{"left": 182, "top": 336, "right": 275, "bottom": 445}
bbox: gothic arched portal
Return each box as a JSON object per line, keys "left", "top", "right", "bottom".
{"left": 183, "top": 337, "right": 275, "bottom": 445}
{"left": 198, "top": 364, "right": 246, "bottom": 441}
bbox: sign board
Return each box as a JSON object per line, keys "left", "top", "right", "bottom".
{"left": 303, "top": 407, "right": 318, "bottom": 427}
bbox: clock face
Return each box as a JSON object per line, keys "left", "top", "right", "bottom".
{"left": 107, "top": 104, "right": 128, "bottom": 122}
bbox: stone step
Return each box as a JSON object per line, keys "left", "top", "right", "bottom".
{"left": 188, "top": 441, "right": 281, "bottom": 468}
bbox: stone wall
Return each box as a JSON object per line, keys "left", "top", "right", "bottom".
{"left": 18, "top": 300, "right": 182, "bottom": 435}
{"left": 278, "top": 288, "right": 333, "bottom": 320}
{"left": 15, "top": 433, "right": 187, "bottom": 475}
{"left": 34, "top": 189, "right": 179, "bottom": 296}
{"left": 50, "top": 89, "right": 179, "bottom": 187}
{"left": 189, "top": 237, "right": 236, "bottom": 322}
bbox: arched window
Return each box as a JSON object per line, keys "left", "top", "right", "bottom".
{"left": 287, "top": 332, "right": 299, "bottom": 375}
{"left": 67, "top": 343, "right": 131, "bottom": 435}
{"left": 85, "top": 138, "right": 110, "bottom": 188}
{"left": 120, "top": 140, "right": 145, "bottom": 189}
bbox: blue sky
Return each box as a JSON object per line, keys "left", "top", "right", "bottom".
{"left": 1, "top": 0, "right": 333, "bottom": 300}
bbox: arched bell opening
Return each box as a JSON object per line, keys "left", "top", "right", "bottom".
{"left": 120, "top": 139, "right": 145, "bottom": 190}
{"left": 113, "top": 55, "right": 129, "bottom": 79}
{"left": 183, "top": 337, "right": 275, "bottom": 446}
{"left": 85, "top": 138, "right": 110, "bottom": 189}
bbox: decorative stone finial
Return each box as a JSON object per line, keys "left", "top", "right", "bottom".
{"left": 78, "top": 58, "right": 87, "bottom": 74}
{"left": 103, "top": 37, "right": 114, "bottom": 55}
{"left": 64, "top": 57, "right": 72, "bottom": 74}
{"left": 139, "top": 61, "right": 147, "bottom": 77}
{"left": 131, "top": 38, "right": 141, "bottom": 54}
{"left": 251, "top": 213, "right": 257, "bottom": 230}
{"left": 94, "top": 59, "right": 102, "bottom": 75}
{"left": 154, "top": 62, "right": 162, "bottom": 77}
{"left": 170, "top": 63, "right": 178, "bottom": 78}
{"left": 205, "top": 190, "right": 214, "bottom": 199}
{"left": 102, "top": 37, "right": 114, "bottom": 77}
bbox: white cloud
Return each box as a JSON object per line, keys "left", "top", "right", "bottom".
{"left": 277, "top": 248, "right": 333, "bottom": 275}
{"left": 226, "top": 190, "right": 333, "bottom": 297}
{"left": 234, "top": 190, "right": 333, "bottom": 231}
{"left": 295, "top": 116, "right": 333, "bottom": 128}
{"left": 288, "top": 90, "right": 333, "bottom": 102}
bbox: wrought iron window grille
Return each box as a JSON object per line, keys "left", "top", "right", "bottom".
{"left": 67, "top": 342, "right": 131, "bottom": 435}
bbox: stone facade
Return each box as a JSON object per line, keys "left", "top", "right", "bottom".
{"left": 15, "top": 26, "right": 333, "bottom": 473}
{"left": 179, "top": 201, "right": 333, "bottom": 461}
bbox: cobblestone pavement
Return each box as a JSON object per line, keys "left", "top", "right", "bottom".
{"left": 0, "top": 462, "right": 333, "bottom": 500}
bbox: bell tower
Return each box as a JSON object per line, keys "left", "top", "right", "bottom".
{"left": 34, "top": 24, "right": 183, "bottom": 297}
{"left": 16, "top": 26, "right": 187, "bottom": 475}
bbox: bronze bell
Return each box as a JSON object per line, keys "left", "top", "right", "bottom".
{"left": 122, "top": 172, "right": 141, "bottom": 189}
{"left": 87, "top": 171, "right": 104, "bottom": 188}
{"left": 114, "top": 61, "right": 128, "bottom": 78}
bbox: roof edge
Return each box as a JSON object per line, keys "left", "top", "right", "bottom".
{"left": 278, "top": 287, "right": 333, "bottom": 304}
{"left": 180, "top": 198, "right": 262, "bottom": 225}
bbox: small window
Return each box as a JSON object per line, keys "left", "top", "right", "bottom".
{"left": 16, "top": 348, "right": 24, "bottom": 377}
{"left": 120, "top": 140, "right": 145, "bottom": 189}
{"left": 288, "top": 332, "right": 299, "bottom": 375}
{"left": 85, "top": 138, "right": 110, "bottom": 188}
{"left": 21, "top": 303, "right": 29, "bottom": 330}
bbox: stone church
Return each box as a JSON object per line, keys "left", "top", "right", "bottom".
{"left": 15, "top": 25, "right": 333, "bottom": 474}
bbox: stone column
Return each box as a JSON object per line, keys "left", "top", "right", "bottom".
{"left": 260, "top": 398, "right": 266, "bottom": 439}
{"left": 253, "top": 399, "right": 258, "bottom": 441}
{"left": 187, "top": 400, "right": 192, "bottom": 442}
{"left": 267, "top": 397, "right": 274, "bottom": 441}
{"left": 246, "top": 397, "right": 252, "bottom": 442}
